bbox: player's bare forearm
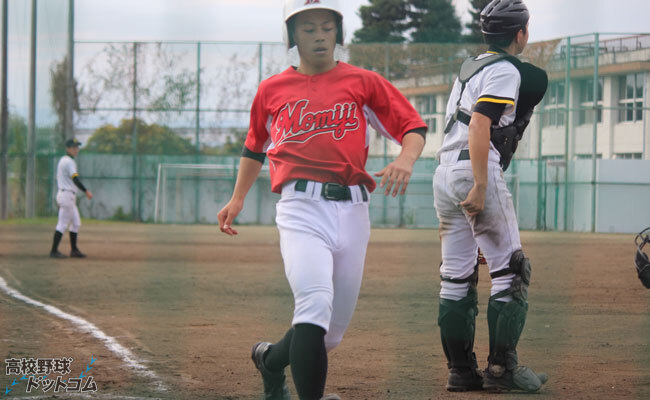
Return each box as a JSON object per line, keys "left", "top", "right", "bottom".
{"left": 461, "top": 113, "right": 491, "bottom": 216}
{"left": 399, "top": 131, "right": 426, "bottom": 165}
{"left": 374, "top": 131, "right": 425, "bottom": 197}
{"left": 467, "top": 113, "right": 491, "bottom": 188}
{"left": 217, "top": 157, "right": 263, "bottom": 235}
{"left": 231, "top": 157, "right": 264, "bottom": 202}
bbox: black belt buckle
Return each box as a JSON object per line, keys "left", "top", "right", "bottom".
{"left": 322, "top": 182, "right": 347, "bottom": 201}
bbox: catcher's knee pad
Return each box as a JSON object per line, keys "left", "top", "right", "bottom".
{"left": 490, "top": 250, "right": 531, "bottom": 302}
{"left": 440, "top": 260, "right": 480, "bottom": 300}
{"left": 487, "top": 250, "right": 531, "bottom": 372}
{"left": 292, "top": 288, "right": 333, "bottom": 333}
{"left": 438, "top": 282, "right": 479, "bottom": 369}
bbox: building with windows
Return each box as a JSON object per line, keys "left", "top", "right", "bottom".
{"left": 372, "top": 34, "right": 650, "bottom": 162}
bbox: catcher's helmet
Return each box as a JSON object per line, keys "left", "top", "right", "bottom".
{"left": 283, "top": 0, "right": 344, "bottom": 48}
{"left": 635, "top": 227, "right": 650, "bottom": 289}
{"left": 480, "top": 0, "right": 529, "bottom": 38}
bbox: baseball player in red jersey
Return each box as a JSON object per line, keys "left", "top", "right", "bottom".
{"left": 217, "top": 1, "right": 426, "bottom": 399}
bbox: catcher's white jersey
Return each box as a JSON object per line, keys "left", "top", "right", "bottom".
{"left": 437, "top": 54, "right": 521, "bottom": 164}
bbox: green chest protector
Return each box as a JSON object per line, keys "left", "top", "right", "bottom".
{"left": 445, "top": 53, "right": 548, "bottom": 171}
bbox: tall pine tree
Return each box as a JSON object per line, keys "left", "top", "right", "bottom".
{"left": 465, "top": 0, "right": 492, "bottom": 42}
{"left": 408, "top": 0, "right": 462, "bottom": 43}
{"left": 352, "top": 0, "right": 408, "bottom": 43}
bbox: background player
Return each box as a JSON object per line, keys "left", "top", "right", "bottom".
{"left": 432, "top": 0, "right": 547, "bottom": 393}
{"left": 49, "top": 138, "right": 93, "bottom": 258}
{"left": 217, "top": 1, "right": 426, "bottom": 398}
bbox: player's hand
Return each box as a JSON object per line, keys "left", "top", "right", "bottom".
{"left": 460, "top": 183, "right": 486, "bottom": 216}
{"left": 86, "top": 190, "right": 93, "bottom": 200}
{"left": 374, "top": 156, "right": 416, "bottom": 197}
{"left": 217, "top": 199, "right": 243, "bottom": 236}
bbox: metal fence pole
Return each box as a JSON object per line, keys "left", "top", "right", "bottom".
{"left": 26, "top": 0, "right": 37, "bottom": 218}
{"left": 382, "top": 43, "right": 389, "bottom": 225}
{"left": 563, "top": 37, "right": 571, "bottom": 231}
{"left": 65, "top": 0, "right": 74, "bottom": 143}
{"left": 194, "top": 42, "right": 201, "bottom": 223}
{"left": 131, "top": 42, "right": 139, "bottom": 221}
{"left": 256, "top": 42, "right": 263, "bottom": 224}
{"left": 590, "top": 34, "right": 599, "bottom": 232}
{"left": 0, "top": 0, "right": 8, "bottom": 220}
{"left": 536, "top": 108, "right": 545, "bottom": 230}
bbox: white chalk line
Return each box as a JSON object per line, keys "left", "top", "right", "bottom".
{"left": 0, "top": 276, "right": 167, "bottom": 393}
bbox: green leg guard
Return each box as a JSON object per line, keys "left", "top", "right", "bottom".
{"left": 487, "top": 296, "right": 528, "bottom": 372}
{"left": 438, "top": 287, "right": 479, "bottom": 369}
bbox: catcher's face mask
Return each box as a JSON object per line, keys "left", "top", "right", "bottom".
{"left": 635, "top": 227, "right": 650, "bottom": 289}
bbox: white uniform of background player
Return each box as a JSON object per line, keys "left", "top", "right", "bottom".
{"left": 50, "top": 138, "right": 92, "bottom": 258}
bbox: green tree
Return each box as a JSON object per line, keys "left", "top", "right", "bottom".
{"left": 202, "top": 128, "right": 247, "bottom": 156}
{"left": 408, "top": 0, "right": 462, "bottom": 43}
{"left": 465, "top": 0, "right": 491, "bottom": 43}
{"left": 49, "top": 56, "right": 80, "bottom": 147}
{"left": 85, "top": 118, "right": 195, "bottom": 155}
{"left": 352, "top": 0, "right": 409, "bottom": 43}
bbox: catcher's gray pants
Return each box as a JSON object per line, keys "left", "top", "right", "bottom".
{"left": 433, "top": 150, "right": 519, "bottom": 301}
{"left": 276, "top": 180, "right": 370, "bottom": 352}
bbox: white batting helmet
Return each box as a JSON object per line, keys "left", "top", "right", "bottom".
{"left": 283, "top": 0, "right": 345, "bottom": 48}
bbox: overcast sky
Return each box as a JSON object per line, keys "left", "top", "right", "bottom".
{"left": 74, "top": 0, "right": 650, "bottom": 44}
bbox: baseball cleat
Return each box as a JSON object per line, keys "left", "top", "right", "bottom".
{"left": 251, "top": 342, "right": 291, "bottom": 400}
{"left": 70, "top": 249, "right": 87, "bottom": 258}
{"left": 50, "top": 251, "right": 67, "bottom": 259}
{"left": 321, "top": 395, "right": 341, "bottom": 400}
{"left": 483, "top": 365, "right": 547, "bottom": 392}
{"left": 446, "top": 367, "right": 484, "bottom": 392}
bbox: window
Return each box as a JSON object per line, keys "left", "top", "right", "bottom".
{"left": 415, "top": 95, "right": 437, "bottom": 134}
{"left": 578, "top": 78, "right": 603, "bottom": 125}
{"left": 614, "top": 152, "right": 642, "bottom": 159}
{"left": 415, "top": 95, "right": 436, "bottom": 115}
{"left": 575, "top": 153, "right": 602, "bottom": 160}
{"left": 619, "top": 73, "right": 644, "bottom": 123}
{"left": 543, "top": 82, "right": 565, "bottom": 127}
{"left": 541, "top": 155, "right": 564, "bottom": 161}
{"left": 426, "top": 117, "right": 437, "bottom": 134}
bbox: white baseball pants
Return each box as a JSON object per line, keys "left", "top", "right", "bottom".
{"left": 433, "top": 151, "right": 519, "bottom": 301}
{"left": 55, "top": 190, "right": 81, "bottom": 233}
{"left": 275, "top": 180, "right": 370, "bottom": 352}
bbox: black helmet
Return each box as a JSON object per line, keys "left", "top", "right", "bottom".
{"left": 635, "top": 227, "right": 650, "bottom": 289}
{"left": 480, "top": 0, "right": 529, "bottom": 38}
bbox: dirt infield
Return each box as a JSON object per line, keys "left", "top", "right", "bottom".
{"left": 0, "top": 221, "right": 648, "bottom": 399}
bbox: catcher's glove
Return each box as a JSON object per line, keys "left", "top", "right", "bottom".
{"left": 635, "top": 227, "right": 650, "bottom": 289}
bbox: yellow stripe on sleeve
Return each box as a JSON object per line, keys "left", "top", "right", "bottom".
{"left": 476, "top": 97, "right": 515, "bottom": 106}
{"left": 486, "top": 51, "right": 499, "bottom": 54}
{"left": 71, "top": 173, "right": 79, "bottom": 178}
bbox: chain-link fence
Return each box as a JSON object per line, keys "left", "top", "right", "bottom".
{"left": 2, "top": 29, "right": 650, "bottom": 232}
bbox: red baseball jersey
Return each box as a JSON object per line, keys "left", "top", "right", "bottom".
{"left": 244, "top": 62, "right": 427, "bottom": 193}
